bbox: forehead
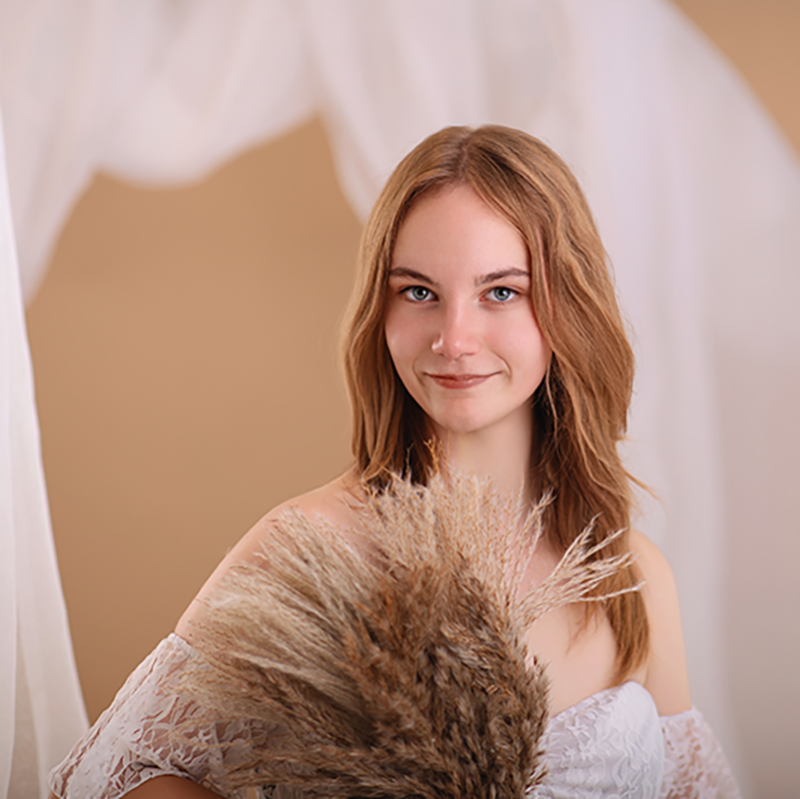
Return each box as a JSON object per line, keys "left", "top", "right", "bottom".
{"left": 392, "top": 184, "right": 529, "bottom": 273}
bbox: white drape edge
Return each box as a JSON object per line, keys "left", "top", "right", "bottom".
{"left": 0, "top": 96, "right": 88, "bottom": 798}
{"left": 0, "top": 0, "right": 317, "bottom": 302}
{"left": 0, "top": 150, "right": 18, "bottom": 799}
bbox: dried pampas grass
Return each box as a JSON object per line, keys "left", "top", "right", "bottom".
{"left": 176, "top": 474, "right": 637, "bottom": 797}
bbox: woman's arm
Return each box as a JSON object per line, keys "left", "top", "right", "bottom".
{"left": 627, "top": 530, "right": 692, "bottom": 715}
{"left": 629, "top": 532, "right": 740, "bottom": 797}
{"left": 48, "top": 475, "right": 359, "bottom": 799}
{"left": 49, "top": 777, "right": 222, "bottom": 799}
{"left": 124, "top": 777, "right": 224, "bottom": 798}
{"left": 46, "top": 634, "right": 269, "bottom": 799}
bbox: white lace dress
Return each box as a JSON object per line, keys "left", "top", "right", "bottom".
{"left": 49, "top": 635, "right": 741, "bottom": 799}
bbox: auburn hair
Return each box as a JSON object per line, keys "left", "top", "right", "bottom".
{"left": 341, "top": 125, "right": 648, "bottom": 681}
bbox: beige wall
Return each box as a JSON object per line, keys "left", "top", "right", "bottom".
{"left": 24, "top": 2, "right": 800, "bottom": 796}
{"left": 672, "top": 0, "right": 800, "bottom": 148}
{"left": 26, "top": 119, "right": 362, "bottom": 721}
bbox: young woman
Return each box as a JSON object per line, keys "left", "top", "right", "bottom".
{"left": 49, "top": 126, "right": 739, "bottom": 798}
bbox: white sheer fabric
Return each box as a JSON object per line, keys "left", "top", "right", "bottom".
{"left": 660, "top": 709, "right": 741, "bottom": 799}
{"left": 49, "top": 635, "right": 740, "bottom": 798}
{"left": 0, "top": 0, "right": 316, "bottom": 301}
{"left": 0, "top": 104, "right": 87, "bottom": 799}
{"left": 3, "top": 0, "right": 800, "bottom": 795}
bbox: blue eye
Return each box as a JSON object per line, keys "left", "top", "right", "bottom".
{"left": 404, "top": 286, "right": 433, "bottom": 302}
{"left": 487, "top": 286, "right": 517, "bottom": 302}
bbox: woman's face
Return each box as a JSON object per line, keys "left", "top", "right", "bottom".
{"left": 384, "top": 184, "right": 551, "bottom": 440}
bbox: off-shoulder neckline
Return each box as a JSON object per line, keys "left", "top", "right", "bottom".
{"left": 548, "top": 680, "right": 655, "bottom": 723}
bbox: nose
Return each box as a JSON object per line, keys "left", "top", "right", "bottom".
{"left": 431, "top": 303, "right": 478, "bottom": 360}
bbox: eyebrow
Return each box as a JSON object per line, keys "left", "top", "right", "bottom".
{"left": 388, "top": 266, "right": 530, "bottom": 287}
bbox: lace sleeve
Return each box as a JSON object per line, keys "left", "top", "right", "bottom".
{"left": 47, "top": 634, "right": 296, "bottom": 799}
{"left": 658, "top": 708, "right": 741, "bottom": 799}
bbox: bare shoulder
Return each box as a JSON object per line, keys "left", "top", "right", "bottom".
{"left": 627, "top": 530, "right": 692, "bottom": 715}
{"left": 176, "top": 470, "right": 364, "bottom": 643}
{"left": 627, "top": 530, "right": 673, "bottom": 589}
{"left": 264, "top": 470, "right": 366, "bottom": 532}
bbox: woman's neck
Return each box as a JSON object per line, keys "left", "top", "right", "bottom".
{"left": 435, "top": 406, "right": 535, "bottom": 497}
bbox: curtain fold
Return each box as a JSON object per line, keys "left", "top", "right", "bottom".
{"left": 0, "top": 0, "right": 316, "bottom": 301}
{"left": 0, "top": 101, "right": 87, "bottom": 798}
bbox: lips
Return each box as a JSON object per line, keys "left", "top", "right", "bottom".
{"left": 426, "top": 373, "right": 495, "bottom": 389}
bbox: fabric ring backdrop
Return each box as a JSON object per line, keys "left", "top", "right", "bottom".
{"left": 2, "top": 0, "right": 799, "bottom": 796}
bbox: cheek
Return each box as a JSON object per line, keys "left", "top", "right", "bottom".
{"left": 383, "top": 306, "right": 418, "bottom": 378}
{"left": 383, "top": 308, "right": 401, "bottom": 367}
{"left": 510, "top": 319, "right": 552, "bottom": 391}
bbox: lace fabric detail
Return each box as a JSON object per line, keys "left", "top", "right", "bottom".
{"left": 50, "top": 636, "right": 741, "bottom": 798}
{"left": 659, "top": 708, "right": 741, "bottom": 799}
{"left": 48, "top": 635, "right": 302, "bottom": 799}
{"left": 533, "top": 681, "right": 664, "bottom": 798}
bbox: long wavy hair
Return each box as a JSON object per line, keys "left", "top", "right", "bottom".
{"left": 342, "top": 125, "right": 648, "bottom": 681}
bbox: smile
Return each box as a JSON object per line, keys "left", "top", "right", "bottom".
{"left": 426, "top": 373, "right": 495, "bottom": 389}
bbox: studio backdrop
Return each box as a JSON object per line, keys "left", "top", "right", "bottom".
{"left": 2, "top": 1, "right": 799, "bottom": 796}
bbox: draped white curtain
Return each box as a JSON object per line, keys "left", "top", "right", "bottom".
{"left": 0, "top": 105, "right": 88, "bottom": 798}
{"left": 2, "top": 0, "right": 799, "bottom": 795}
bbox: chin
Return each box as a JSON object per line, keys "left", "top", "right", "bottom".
{"left": 428, "top": 401, "right": 530, "bottom": 440}
{"left": 432, "top": 413, "right": 498, "bottom": 437}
